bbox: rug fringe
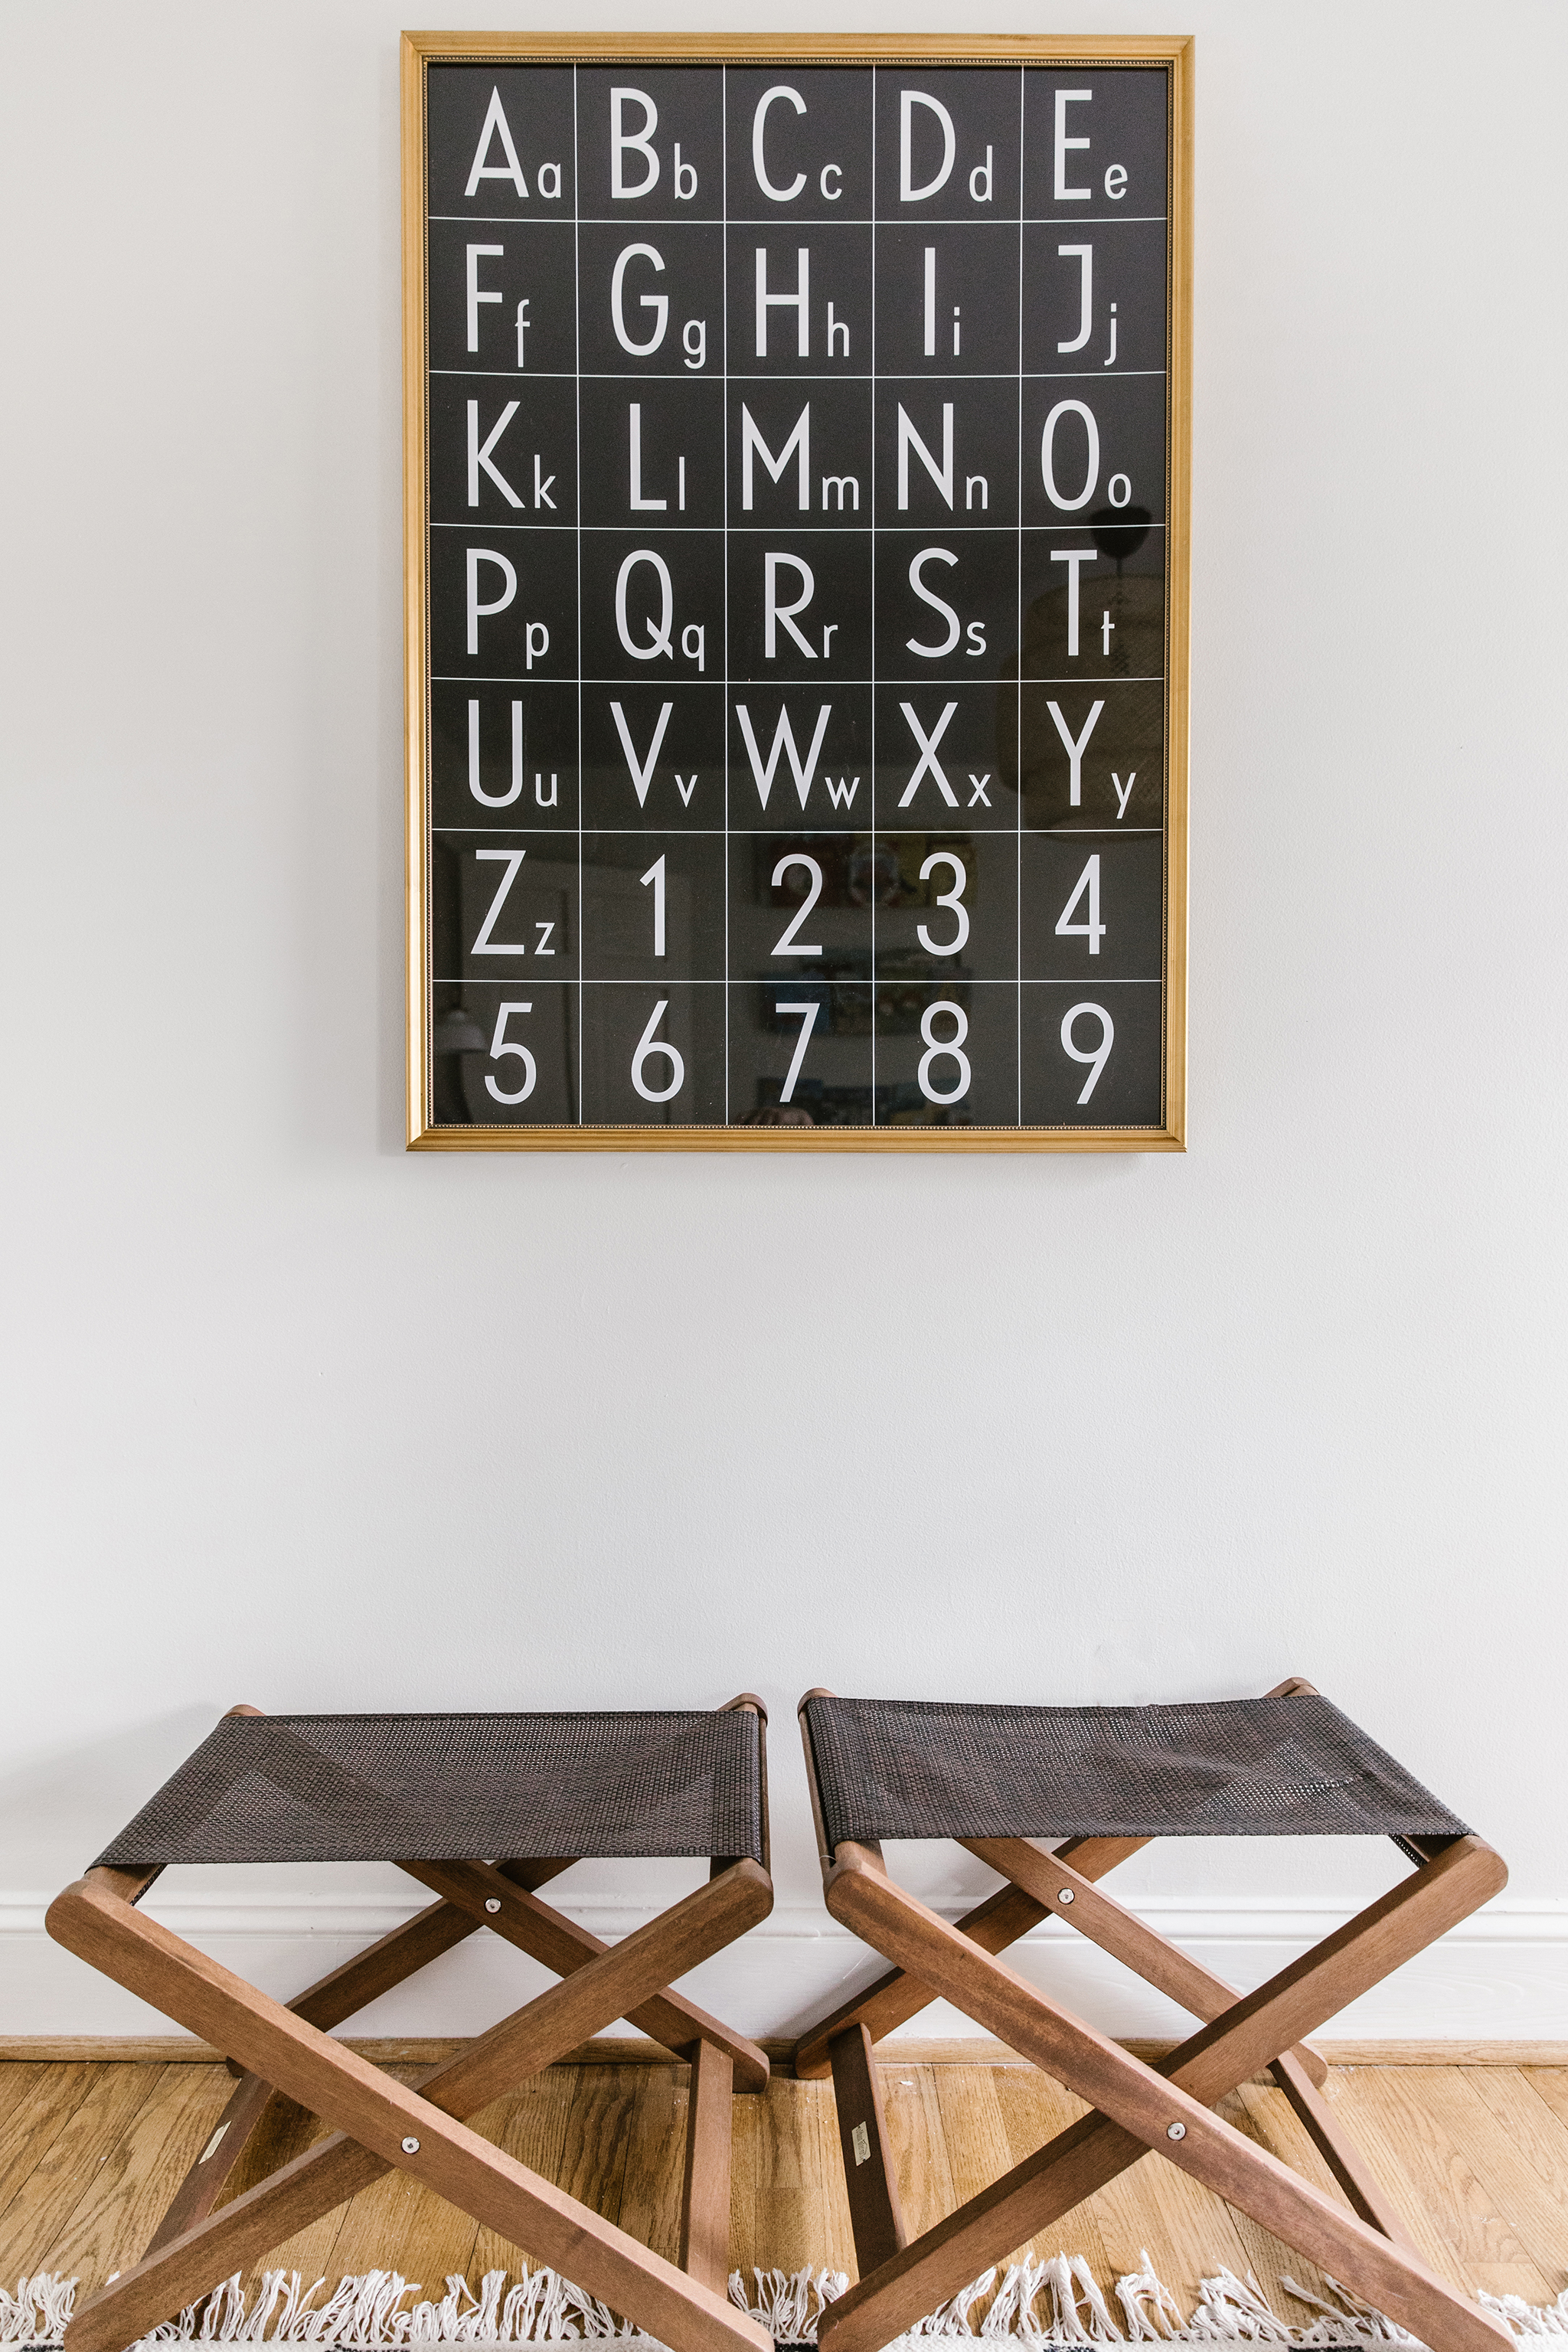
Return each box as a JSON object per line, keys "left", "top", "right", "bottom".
{"left": 2, "top": 2263, "right": 1563, "bottom": 2349}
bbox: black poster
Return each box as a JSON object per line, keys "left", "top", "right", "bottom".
{"left": 405, "top": 41, "right": 1191, "bottom": 1148}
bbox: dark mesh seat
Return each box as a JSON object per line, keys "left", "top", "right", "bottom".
{"left": 95, "top": 1709, "right": 766, "bottom": 1867}
{"left": 802, "top": 1694, "right": 1468, "bottom": 1847}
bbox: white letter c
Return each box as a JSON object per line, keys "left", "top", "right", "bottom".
{"left": 753, "top": 86, "right": 807, "bottom": 201}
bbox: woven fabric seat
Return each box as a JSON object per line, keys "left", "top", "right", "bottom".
{"left": 802, "top": 1694, "right": 1467, "bottom": 1847}
{"left": 94, "top": 1709, "right": 765, "bottom": 1867}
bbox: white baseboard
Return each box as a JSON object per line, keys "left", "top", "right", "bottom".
{"left": 5, "top": 1893, "right": 1566, "bottom": 2041}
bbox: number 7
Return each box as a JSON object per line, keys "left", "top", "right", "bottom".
{"left": 774, "top": 1000, "right": 820, "bottom": 1103}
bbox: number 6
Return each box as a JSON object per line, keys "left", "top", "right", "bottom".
{"left": 631, "top": 998, "right": 685, "bottom": 1102}
{"left": 1060, "top": 1002, "right": 1113, "bottom": 1103}
{"left": 485, "top": 1001, "right": 537, "bottom": 1103}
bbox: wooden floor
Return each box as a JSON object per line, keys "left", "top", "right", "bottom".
{"left": 2, "top": 2054, "right": 1566, "bottom": 2325}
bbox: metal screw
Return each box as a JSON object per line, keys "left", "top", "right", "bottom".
{"left": 401, "top": 2136, "right": 420, "bottom": 2154}
{"left": 1057, "top": 1889, "right": 1074, "bottom": 1904}
{"left": 485, "top": 1897, "right": 501, "bottom": 1913}
{"left": 1167, "top": 2122, "right": 1186, "bottom": 2141}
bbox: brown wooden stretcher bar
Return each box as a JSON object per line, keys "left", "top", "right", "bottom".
{"left": 47, "top": 1697, "right": 775, "bottom": 2352}
{"left": 792, "top": 1677, "right": 1511, "bottom": 2352}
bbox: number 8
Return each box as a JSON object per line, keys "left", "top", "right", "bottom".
{"left": 917, "top": 1001, "right": 971, "bottom": 1105}
{"left": 1060, "top": 1002, "right": 1113, "bottom": 1103}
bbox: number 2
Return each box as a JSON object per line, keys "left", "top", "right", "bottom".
{"left": 772, "top": 854, "right": 824, "bottom": 955}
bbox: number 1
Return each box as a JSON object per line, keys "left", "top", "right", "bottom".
{"left": 639, "top": 854, "right": 666, "bottom": 957}
{"left": 774, "top": 1000, "right": 820, "bottom": 1102}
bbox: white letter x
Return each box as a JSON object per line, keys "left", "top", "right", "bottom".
{"left": 897, "top": 700, "right": 960, "bottom": 807}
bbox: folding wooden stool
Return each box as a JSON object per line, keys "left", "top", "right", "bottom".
{"left": 47, "top": 1698, "right": 776, "bottom": 2352}
{"left": 793, "top": 1678, "right": 1512, "bottom": 2352}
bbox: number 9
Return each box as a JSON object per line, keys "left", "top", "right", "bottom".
{"left": 1060, "top": 1002, "right": 1113, "bottom": 1104}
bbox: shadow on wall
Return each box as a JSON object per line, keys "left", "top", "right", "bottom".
{"left": 0, "top": 1707, "right": 220, "bottom": 1885}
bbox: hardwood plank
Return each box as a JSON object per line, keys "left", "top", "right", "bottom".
{"left": 557, "top": 2065, "right": 642, "bottom": 2232}
{"left": 44, "top": 2066, "right": 234, "bottom": 2298}
{"left": 988, "top": 2055, "right": 1116, "bottom": 2286}
{"left": 1519, "top": 2065, "right": 1568, "bottom": 2137}
{"left": 619, "top": 2063, "right": 689, "bottom": 2272}
{"left": 465, "top": 2069, "right": 579, "bottom": 2283}
{"left": 877, "top": 2065, "right": 956, "bottom": 2249}
{"left": 1423, "top": 2070, "right": 1568, "bottom": 2294}
{"left": 0, "top": 2064, "right": 100, "bottom": 2224}
{"left": 0, "top": 2064, "right": 163, "bottom": 2280}
{"left": 0, "top": 2060, "right": 58, "bottom": 2134}
{"left": 1328, "top": 2068, "right": 1553, "bottom": 2302}
{"left": 733, "top": 2075, "right": 850, "bottom": 2281}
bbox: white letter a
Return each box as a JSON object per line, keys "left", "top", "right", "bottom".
{"left": 466, "top": 87, "right": 529, "bottom": 198}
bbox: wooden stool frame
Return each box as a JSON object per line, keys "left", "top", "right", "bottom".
{"left": 47, "top": 1697, "right": 776, "bottom": 2352}
{"left": 793, "top": 1679, "right": 1512, "bottom": 2352}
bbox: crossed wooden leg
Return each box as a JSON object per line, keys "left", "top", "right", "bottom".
{"left": 793, "top": 1677, "right": 1402, "bottom": 2243}
{"left": 49, "top": 1854, "right": 772, "bottom": 2352}
{"left": 793, "top": 1691, "right": 1511, "bottom": 2352}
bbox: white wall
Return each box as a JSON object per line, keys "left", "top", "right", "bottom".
{"left": 3, "top": 0, "right": 1565, "bottom": 2044}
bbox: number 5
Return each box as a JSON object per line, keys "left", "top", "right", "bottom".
{"left": 485, "top": 1001, "right": 537, "bottom": 1103}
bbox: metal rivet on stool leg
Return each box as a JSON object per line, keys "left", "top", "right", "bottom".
{"left": 485, "top": 1898, "right": 501, "bottom": 1913}
{"left": 1057, "top": 1889, "right": 1074, "bottom": 1904}
{"left": 402, "top": 2136, "right": 420, "bottom": 2154}
{"left": 1167, "top": 2122, "right": 1186, "bottom": 2141}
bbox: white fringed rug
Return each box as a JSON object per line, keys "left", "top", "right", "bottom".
{"left": 2, "top": 2261, "right": 1565, "bottom": 2351}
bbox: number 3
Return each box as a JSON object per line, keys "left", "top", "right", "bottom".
{"left": 917, "top": 851, "right": 969, "bottom": 956}
{"left": 485, "top": 1001, "right": 537, "bottom": 1103}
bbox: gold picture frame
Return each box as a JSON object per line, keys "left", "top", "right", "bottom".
{"left": 403, "top": 32, "right": 1192, "bottom": 1150}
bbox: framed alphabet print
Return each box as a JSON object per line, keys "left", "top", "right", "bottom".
{"left": 403, "top": 34, "right": 1191, "bottom": 1150}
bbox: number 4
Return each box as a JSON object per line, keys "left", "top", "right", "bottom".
{"left": 1055, "top": 852, "right": 1105, "bottom": 954}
